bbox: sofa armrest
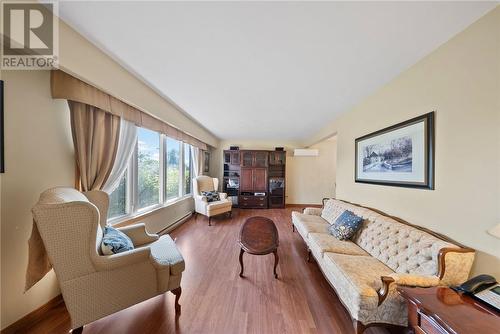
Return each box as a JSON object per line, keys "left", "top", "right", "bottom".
{"left": 377, "top": 273, "right": 440, "bottom": 305}
{"left": 219, "top": 192, "right": 228, "bottom": 200}
{"left": 303, "top": 207, "right": 323, "bottom": 216}
{"left": 437, "top": 247, "right": 475, "bottom": 286}
{"left": 117, "top": 223, "right": 159, "bottom": 247}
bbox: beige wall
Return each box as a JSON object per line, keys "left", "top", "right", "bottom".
{"left": 0, "top": 18, "right": 219, "bottom": 330}
{"left": 215, "top": 139, "right": 336, "bottom": 204}
{"left": 306, "top": 8, "right": 500, "bottom": 278}
{"left": 0, "top": 70, "right": 75, "bottom": 329}
{"left": 287, "top": 137, "right": 337, "bottom": 204}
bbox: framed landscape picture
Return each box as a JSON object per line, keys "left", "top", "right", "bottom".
{"left": 203, "top": 150, "right": 210, "bottom": 173}
{"left": 355, "top": 112, "right": 434, "bottom": 189}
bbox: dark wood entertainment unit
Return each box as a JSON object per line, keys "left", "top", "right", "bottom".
{"left": 223, "top": 149, "right": 286, "bottom": 208}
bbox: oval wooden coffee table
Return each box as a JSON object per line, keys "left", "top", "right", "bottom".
{"left": 238, "top": 216, "right": 279, "bottom": 279}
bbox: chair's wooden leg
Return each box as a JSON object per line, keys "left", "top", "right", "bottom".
{"left": 208, "top": 216, "right": 212, "bottom": 226}
{"left": 239, "top": 248, "right": 245, "bottom": 277}
{"left": 172, "top": 287, "right": 182, "bottom": 315}
{"left": 71, "top": 326, "right": 83, "bottom": 334}
{"left": 273, "top": 249, "right": 279, "bottom": 279}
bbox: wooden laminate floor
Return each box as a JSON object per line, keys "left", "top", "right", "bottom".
{"left": 15, "top": 208, "right": 401, "bottom": 334}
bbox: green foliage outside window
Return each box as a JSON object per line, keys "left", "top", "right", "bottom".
{"left": 107, "top": 127, "right": 195, "bottom": 220}
{"left": 108, "top": 176, "right": 126, "bottom": 218}
{"left": 138, "top": 152, "right": 160, "bottom": 208}
{"left": 166, "top": 137, "right": 180, "bottom": 200}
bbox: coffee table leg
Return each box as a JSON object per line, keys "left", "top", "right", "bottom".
{"left": 239, "top": 249, "right": 245, "bottom": 277}
{"left": 273, "top": 249, "right": 279, "bottom": 279}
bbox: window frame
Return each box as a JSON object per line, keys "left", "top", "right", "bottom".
{"left": 108, "top": 128, "right": 196, "bottom": 225}
{"left": 183, "top": 143, "right": 193, "bottom": 196}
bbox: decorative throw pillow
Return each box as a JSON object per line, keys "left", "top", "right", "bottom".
{"left": 201, "top": 191, "right": 220, "bottom": 202}
{"left": 101, "top": 226, "right": 134, "bottom": 255}
{"left": 328, "top": 210, "right": 364, "bottom": 240}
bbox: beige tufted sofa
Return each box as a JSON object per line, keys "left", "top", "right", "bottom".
{"left": 32, "top": 187, "right": 185, "bottom": 333}
{"left": 292, "top": 198, "right": 475, "bottom": 334}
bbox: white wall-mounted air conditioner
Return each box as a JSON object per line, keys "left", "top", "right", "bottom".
{"left": 294, "top": 149, "right": 319, "bottom": 157}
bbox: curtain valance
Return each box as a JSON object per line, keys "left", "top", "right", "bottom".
{"left": 51, "top": 70, "right": 208, "bottom": 150}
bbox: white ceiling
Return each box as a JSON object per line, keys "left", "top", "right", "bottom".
{"left": 58, "top": 1, "right": 496, "bottom": 142}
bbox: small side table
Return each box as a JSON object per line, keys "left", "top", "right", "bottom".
{"left": 398, "top": 286, "right": 500, "bottom": 334}
{"left": 238, "top": 216, "right": 279, "bottom": 279}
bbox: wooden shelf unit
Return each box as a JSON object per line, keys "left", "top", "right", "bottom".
{"left": 222, "top": 149, "right": 286, "bottom": 208}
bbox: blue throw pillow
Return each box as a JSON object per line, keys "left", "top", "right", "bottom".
{"left": 201, "top": 191, "right": 220, "bottom": 202}
{"left": 328, "top": 210, "right": 364, "bottom": 240}
{"left": 101, "top": 226, "right": 134, "bottom": 255}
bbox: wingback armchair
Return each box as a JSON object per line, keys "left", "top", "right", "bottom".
{"left": 193, "top": 176, "right": 232, "bottom": 226}
{"left": 31, "top": 187, "right": 185, "bottom": 333}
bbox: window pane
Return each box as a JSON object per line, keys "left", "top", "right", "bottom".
{"left": 137, "top": 127, "right": 160, "bottom": 209}
{"left": 108, "top": 173, "right": 127, "bottom": 219}
{"left": 166, "top": 137, "right": 180, "bottom": 200}
{"left": 184, "top": 143, "right": 192, "bottom": 194}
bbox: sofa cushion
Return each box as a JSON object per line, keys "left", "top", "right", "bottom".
{"left": 323, "top": 253, "right": 394, "bottom": 312}
{"left": 205, "top": 199, "right": 232, "bottom": 214}
{"left": 292, "top": 211, "right": 329, "bottom": 239}
{"left": 309, "top": 233, "right": 368, "bottom": 257}
{"left": 329, "top": 210, "right": 364, "bottom": 240}
{"left": 353, "top": 215, "right": 457, "bottom": 276}
{"left": 320, "top": 199, "right": 345, "bottom": 224}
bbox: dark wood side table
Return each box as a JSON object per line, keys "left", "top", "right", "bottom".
{"left": 238, "top": 216, "right": 279, "bottom": 279}
{"left": 398, "top": 286, "right": 500, "bottom": 334}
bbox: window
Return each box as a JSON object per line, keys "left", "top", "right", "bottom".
{"left": 166, "top": 137, "right": 181, "bottom": 200}
{"left": 137, "top": 127, "right": 160, "bottom": 209}
{"left": 108, "top": 172, "right": 127, "bottom": 219}
{"left": 107, "top": 126, "right": 198, "bottom": 224}
{"left": 184, "top": 143, "right": 192, "bottom": 195}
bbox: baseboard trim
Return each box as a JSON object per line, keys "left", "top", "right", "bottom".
{"left": 1, "top": 294, "right": 64, "bottom": 334}
{"left": 158, "top": 212, "right": 193, "bottom": 235}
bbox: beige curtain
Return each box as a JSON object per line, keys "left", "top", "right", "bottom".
{"left": 69, "top": 101, "right": 120, "bottom": 191}
{"left": 25, "top": 101, "right": 120, "bottom": 291}
{"left": 51, "top": 70, "right": 208, "bottom": 150}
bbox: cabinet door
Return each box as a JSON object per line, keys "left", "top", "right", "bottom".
{"left": 253, "top": 168, "right": 268, "bottom": 191}
{"left": 269, "top": 152, "right": 285, "bottom": 165}
{"left": 240, "top": 168, "right": 253, "bottom": 191}
{"left": 230, "top": 152, "right": 240, "bottom": 165}
{"left": 224, "top": 151, "right": 231, "bottom": 164}
{"left": 254, "top": 151, "right": 268, "bottom": 167}
{"left": 241, "top": 151, "right": 253, "bottom": 167}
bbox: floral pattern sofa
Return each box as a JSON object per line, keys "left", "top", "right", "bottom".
{"left": 291, "top": 198, "right": 475, "bottom": 334}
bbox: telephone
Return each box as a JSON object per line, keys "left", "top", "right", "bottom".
{"left": 452, "top": 274, "right": 500, "bottom": 312}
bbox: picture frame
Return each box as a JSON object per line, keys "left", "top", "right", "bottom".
{"left": 203, "top": 150, "right": 210, "bottom": 173}
{"left": 0, "top": 80, "right": 4, "bottom": 173}
{"left": 355, "top": 112, "right": 434, "bottom": 189}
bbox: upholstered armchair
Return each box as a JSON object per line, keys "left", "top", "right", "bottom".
{"left": 31, "top": 187, "right": 185, "bottom": 333}
{"left": 193, "top": 176, "right": 232, "bottom": 226}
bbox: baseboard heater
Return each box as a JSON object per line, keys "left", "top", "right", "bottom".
{"left": 158, "top": 212, "right": 193, "bottom": 236}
